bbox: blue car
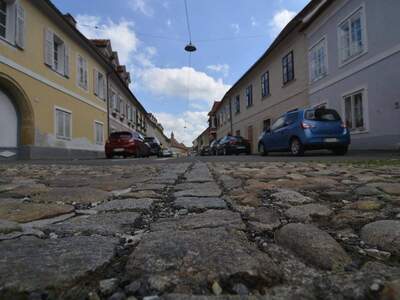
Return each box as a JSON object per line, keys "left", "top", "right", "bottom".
{"left": 258, "top": 108, "right": 350, "bottom": 156}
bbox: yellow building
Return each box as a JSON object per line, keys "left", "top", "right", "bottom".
{"left": 0, "top": 0, "right": 113, "bottom": 159}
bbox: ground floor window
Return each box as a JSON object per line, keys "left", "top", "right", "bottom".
{"left": 55, "top": 108, "right": 71, "bottom": 140}
{"left": 263, "top": 119, "right": 271, "bottom": 131}
{"left": 94, "top": 121, "right": 104, "bottom": 145}
{"left": 344, "top": 90, "right": 365, "bottom": 132}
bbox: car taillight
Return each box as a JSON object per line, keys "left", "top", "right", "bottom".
{"left": 301, "top": 122, "right": 314, "bottom": 129}
{"left": 229, "top": 141, "right": 236, "bottom": 145}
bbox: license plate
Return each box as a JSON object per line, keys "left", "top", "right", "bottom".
{"left": 113, "top": 148, "right": 124, "bottom": 152}
{"left": 325, "top": 138, "right": 338, "bottom": 143}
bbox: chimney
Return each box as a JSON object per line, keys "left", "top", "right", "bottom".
{"left": 64, "top": 13, "right": 77, "bottom": 28}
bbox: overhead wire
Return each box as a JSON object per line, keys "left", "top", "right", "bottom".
{"left": 183, "top": 0, "right": 193, "bottom": 130}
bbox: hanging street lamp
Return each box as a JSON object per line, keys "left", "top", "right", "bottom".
{"left": 184, "top": 42, "right": 197, "bottom": 53}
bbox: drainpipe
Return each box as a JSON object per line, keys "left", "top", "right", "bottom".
{"left": 229, "top": 97, "right": 233, "bottom": 135}
{"left": 106, "top": 71, "right": 113, "bottom": 138}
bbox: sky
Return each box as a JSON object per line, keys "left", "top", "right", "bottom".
{"left": 52, "top": 0, "right": 309, "bottom": 146}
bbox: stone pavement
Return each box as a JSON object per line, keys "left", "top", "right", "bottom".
{"left": 0, "top": 160, "right": 399, "bottom": 299}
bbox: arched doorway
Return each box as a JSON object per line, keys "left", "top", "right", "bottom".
{"left": 0, "top": 89, "right": 18, "bottom": 147}
{"left": 0, "top": 73, "right": 35, "bottom": 155}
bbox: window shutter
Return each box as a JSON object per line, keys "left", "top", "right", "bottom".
{"left": 93, "top": 69, "right": 98, "bottom": 95}
{"left": 44, "top": 28, "right": 54, "bottom": 67}
{"left": 64, "top": 44, "right": 70, "bottom": 77}
{"left": 84, "top": 59, "right": 88, "bottom": 89}
{"left": 102, "top": 75, "right": 107, "bottom": 100}
{"left": 15, "top": 4, "right": 25, "bottom": 49}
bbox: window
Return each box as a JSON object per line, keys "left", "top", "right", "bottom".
{"left": 282, "top": 51, "right": 294, "bottom": 84}
{"left": 119, "top": 98, "right": 125, "bottom": 115}
{"left": 127, "top": 104, "right": 132, "bottom": 121}
{"left": 261, "top": 72, "right": 270, "bottom": 97}
{"left": 235, "top": 130, "right": 241, "bottom": 136}
{"left": 338, "top": 8, "right": 366, "bottom": 65}
{"left": 344, "top": 91, "right": 365, "bottom": 132}
{"left": 94, "top": 122, "right": 104, "bottom": 145}
{"left": 55, "top": 108, "right": 71, "bottom": 140}
{"left": 271, "top": 116, "right": 285, "bottom": 131}
{"left": 0, "top": 1, "right": 24, "bottom": 48}
{"left": 110, "top": 89, "right": 117, "bottom": 111}
{"left": 0, "top": 1, "right": 6, "bottom": 39}
{"left": 77, "top": 54, "right": 88, "bottom": 90}
{"left": 305, "top": 108, "right": 340, "bottom": 121}
{"left": 235, "top": 95, "right": 240, "bottom": 114}
{"left": 94, "top": 70, "right": 106, "bottom": 100}
{"left": 309, "top": 38, "right": 328, "bottom": 82}
{"left": 263, "top": 119, "right": 271, "bottom": 132}
{"left": 245, "top": 85, "right": 253, "bottom": 107}
{"left": 44, "top": 29, "right": 69, "bottom": 76}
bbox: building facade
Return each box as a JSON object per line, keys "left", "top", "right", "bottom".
{"left": 146, "top": 113, "right": 170, "bottom": 149}
{"left": 212, "top": 2, "right": 319, "bottom": 153}
{"left": 0, "top": 0, "right": 112, "bottom": 159}
{"left": 304, "top": 0, "right": 400, "bottom": 149}
{"left": 193, "top": 127, "right": 210, "bottom": 153}
{"left": 90, "top": 39, "right": 148, "bottom": 137}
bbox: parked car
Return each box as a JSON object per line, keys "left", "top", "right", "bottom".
{"left": 258, "top": 108, "right": 350, "bottom": 156}
{"left": 144, "top": 136, "right": 162, "bottom": 156}
{"left": 160, "top": 148, "right": 173, "bottom": 157}
{"left": 209, "top": 139, "right": 221, "bottom": 155}
{"left": 217, "top": 135, "right": 251, "bottom": 155}
{"left": 105, "top": 131, "right": 150, "bottom": 159}
{"left": 200, "top": 146, "right": 211, "bottom": 156}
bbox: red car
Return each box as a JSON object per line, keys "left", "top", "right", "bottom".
{"left": 105, "top": 131, "right": 150, "bottom": 159}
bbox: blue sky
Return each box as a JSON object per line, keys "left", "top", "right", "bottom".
{"left": 52, "top": 0, "right": 309, "bottom": 145}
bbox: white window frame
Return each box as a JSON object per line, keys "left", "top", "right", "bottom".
{"left": 0, "top": 0, "right": 16, "bottom": 45}
{"left": 93, "top": 69, "right": 106, "bottom": 100}
{"left": 235, "top": 95, "right": 240, "bottom": 114}
{"left": 261, "top": 71, "right": 270, "bottom": 98}
{"left": 54, "top": 106, "right": 72, "bottom": 140}
{"left": 76, "top": 53, "right": 88, "bottom": 91}
{"left": 94, "top": 120, "right": 104, "bottom": 145}
{"left": 337, "top": 4, "right": 368, "bottom": 67}
{"left": 245, "top": 85, "right": 253, "bottom": 107}
{"left": 341, "top": 86, "right": 369, "bottom": 134}
{"left": 309, "top": 36, "right": 328, "bottom": 83}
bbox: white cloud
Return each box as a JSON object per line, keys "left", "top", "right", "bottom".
{"left": 129, "top": 0, "right": 154, "bottom": 17}
{"left": 76, "top": 15, "right": 139, "bottom": 65}
{"left": 231, "top": 23, "right": 240, "bottom": 34}
{"left": 207, "top": 64, "right": 230, "bottom": 77}
{"left": 166, "top": 19, "right": 172, "bottom": 27}
{"left": 250, "top": 16, "right": 257, "bottom": 27}
{"left": 155, "top": 111, "right": 209, "bottom": 146}
{"left": 269, "top": 9, "right": 296, "bottom": 37}
{"left": 138, "top": 66, "right": 230, "bottom": 106}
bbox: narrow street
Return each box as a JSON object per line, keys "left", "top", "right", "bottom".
{"left": 0, "top": 158, "right": 399, "bottom": 299}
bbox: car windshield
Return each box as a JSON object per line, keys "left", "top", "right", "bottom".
{"left": 110, "top": 132, "right": 132, "bottom": 139}
{"left": 234, "top": 136, "right": 244, "bottom": 142}
{"left": 305, "top": 109, "right": 341, "bottom": 121}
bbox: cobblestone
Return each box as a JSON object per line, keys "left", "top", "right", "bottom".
{"left": 0, "top": 160, "right": 399, "bottom": 299}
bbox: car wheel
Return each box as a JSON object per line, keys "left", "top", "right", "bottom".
{"left": 290, "top": 138, "right": 304, "bottom": 156}
{"left": 106, "top": 154, "right": 113, "bottom": 159}
{"left": 332, "top": 146, "right": 348, "bottom": 156}
{"left": 259, "top": 143, "right": 268, "bottom": 156}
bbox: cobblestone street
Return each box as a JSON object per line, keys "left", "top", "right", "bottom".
{"left": 1, "top": 159, "right": 400, "bottom": 299}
